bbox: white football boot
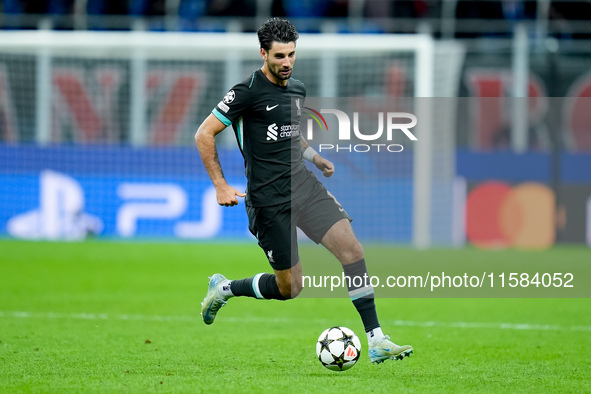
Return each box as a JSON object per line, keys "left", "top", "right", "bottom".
{"left": 368, "top": 335, "right": 413, "bottom": 364}
{"left": 200, "top": 273, "right": 231, "bottom": 325}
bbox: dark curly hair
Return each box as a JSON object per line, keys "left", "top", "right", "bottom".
{"left": 257, "top": 18, "right": 299, "bottom": 52}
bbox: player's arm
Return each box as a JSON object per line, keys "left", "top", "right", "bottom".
{"left": 195, "top": 114, "right": 246, "bottom": 206}
{"left": 300, "top": 136, "right": 335, "bottom": 178}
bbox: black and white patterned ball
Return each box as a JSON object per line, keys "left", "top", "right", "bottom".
{"left": 316, "top": 326, "right": 362, "bottom": 371}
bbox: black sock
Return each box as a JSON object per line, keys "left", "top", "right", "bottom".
{"left": 343, "top": 258, "right": 380, "bottom": 332}
{"left": 230, "top": 273, "right": 287, "bottom": 300}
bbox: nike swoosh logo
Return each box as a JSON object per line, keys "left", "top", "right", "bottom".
{"left": 266, "top": 104, "right": 279, "bottom": 111}
{"left": 204, "top": 301, "right": 214, "bottom": 319}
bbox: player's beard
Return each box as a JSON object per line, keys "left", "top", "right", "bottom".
{"left": 268, "top": 59, "right": 292, "bottom": 81}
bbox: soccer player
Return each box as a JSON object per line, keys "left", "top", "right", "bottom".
{"left": 195, "top": 18, "right": 413, "bottom": 364}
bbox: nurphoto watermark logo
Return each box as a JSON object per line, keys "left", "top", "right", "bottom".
{"left": 302, "top": 106, "right": 418, "bottom": 153}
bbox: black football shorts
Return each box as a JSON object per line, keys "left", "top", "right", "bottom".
{"left": 246, "top": 173, "right": 352, "bottom": 271}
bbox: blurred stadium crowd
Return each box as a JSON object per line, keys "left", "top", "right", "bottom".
{"left": 0, "top": 0, "right": 590, "bottom": 37}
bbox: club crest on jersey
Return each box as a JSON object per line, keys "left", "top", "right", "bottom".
{"left": 223, "top": 90, "right": 235, "bottom": 104}
{"left": 267, "top": 250, "right": 275, "bottom": 263}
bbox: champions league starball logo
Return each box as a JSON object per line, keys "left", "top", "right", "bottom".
{"left": 302, "top": 107, "right": 418, "bottom": 153}
{"left": 223, "top": 90, "right": 235, "bottom": 104}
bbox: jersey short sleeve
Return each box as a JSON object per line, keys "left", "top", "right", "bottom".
{"left": 212, "top": 81, "right": 252, "bottom": 127}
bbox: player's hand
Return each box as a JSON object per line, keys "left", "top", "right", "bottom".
{"left": 216, "top": 184, "right": 246, "bottom": 206}
{"left": 313, "top": 156, "right": 335, "bottom": 178}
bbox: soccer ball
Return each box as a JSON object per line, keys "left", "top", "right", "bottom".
{"left": 316, "top": 326, "right": 362, "bottom": 371}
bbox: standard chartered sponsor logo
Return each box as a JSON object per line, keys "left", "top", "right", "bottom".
{"left": 267, "top": 123, "right": 300, "bottom": 140}
{"left": 280, "top": 124, "right": 300, "bottom": 138}
{"left": 266, "top": 123, "right": 278, "bottom": 141}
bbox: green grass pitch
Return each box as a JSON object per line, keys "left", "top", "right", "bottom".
{"left": 1, "top": 239, "right": 590, "bottom": 392}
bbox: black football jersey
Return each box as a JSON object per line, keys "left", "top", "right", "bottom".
{"left": 212, "top": 69, "right": 308, "bottom": 207}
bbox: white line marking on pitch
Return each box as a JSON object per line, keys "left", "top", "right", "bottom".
{"left": 1, "top": 310, "right": 590, "bottom": 332}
